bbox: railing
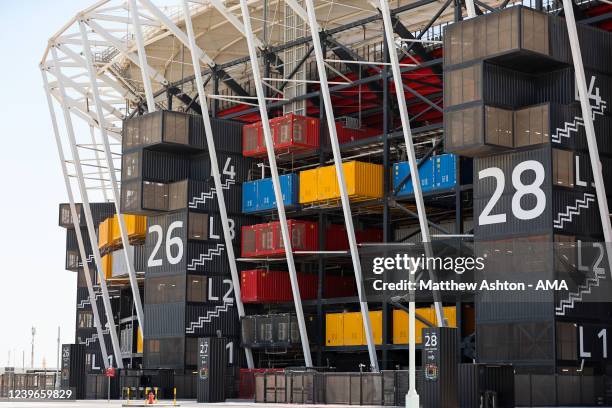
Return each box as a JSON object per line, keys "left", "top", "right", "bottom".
{"left": 0, "top": 372, "right": 57, "bottom": 398}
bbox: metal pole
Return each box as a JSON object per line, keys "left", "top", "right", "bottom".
{"left": 78, "top": 19, "right": 146, "bottom": 341}
{"left": 180, "top": 0, "right": 254, "bottom": 368}
{"left": 465, "top": 0, "right": 477, "bottom": 18}
{"left": 56, "top": 326, "right": 60, "bottom": 388}
{"left": 562, "top": 0, "right": 612, "bottom": 264}
{"left": 89, "top": 125, "right": 109, "bottom": 202}
{"left": 238, "top": 0, "right": 313, "bottom": 367}
{"left": 50, "top": 46, "right": 124, "bottom": 369}
{"left": 295, "top": 0, "right": 379, "bottom": 371}
{"left": 377, "top": 1, "right": 444, "bottom": 404}
{"left": 128, "top": 0, "right": 156, "bottom": 112}
{"left": 42, "top": 68, "right": 110, "bottom": 371}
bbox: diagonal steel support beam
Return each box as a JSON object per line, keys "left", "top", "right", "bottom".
{"left": 389, "top": 14, "right": 442, "bottom": 76}
{"left": 128, "top": 0, "right": 156, "bottom": 112}
{"left": 50, "top": 46, "right": 124, "bottom": 369}
{"left": 79, "top": 19, "right": 146, "bottom": 342}
{"left": 239, "top": 0, "right": 313, "bottom": 367}
{"left": 292, "top": 0, "right": 379, "bottom": 371}
{"left": 181, "top": 0, "right": 254, "bottom": 369}
{"left": 42, "top": 67, "right": 110, "bottom": 371}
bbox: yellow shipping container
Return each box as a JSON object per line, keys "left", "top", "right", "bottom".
{"left": 110, "top": 214, "right": 147, "bottom": 246}
{"left": 97, "top": 253, "right": 112, "bottom": 284}
{"left": 136, "top": 328, "right": 143, "bottom": 353}
{"left": 98, "top": 217, "right": 113, "bottom": 250}
{"left": 299, "top": 161, "right": 383, "bottom": 205}
{"left": 325, "top": 313, "right": 343, "bottom": 346}
{"left": 326, "top": 311, "right": 383, "bottom": 347}
{"left": 392, "top": 306, "right": 457, "bottom": 345}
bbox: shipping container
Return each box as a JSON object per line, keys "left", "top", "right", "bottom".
{"left": 185, "top": 303, "right": 240, "bottom": 338}
{"left": 240, "top": 269, "right": 317, "bottom": 303}
{"left": 457, "top": 364, "right": 515, "bottom": 408}
{"left": 60, "top": 344, "right": 86, "bottom": 399}
{"left": 392, "top": 154, "right": 471, "bottom": 195}
{"left": 59, "top": 202, "right": 115, "bottom": 229}
{"left": 239, "top": 368, "right": 284, "bottom": 399}
{"left": 110, "top": 214, "right": 147, "bottom": 247}
{"left": 143, "top": 336, "right": 186, "bottom": 369}
{"left": 324, "top": 311, "right": 383, "bottom": 346}
{"left": 443, "top": 6, "right": 612, "bottom": 75}
{"left": 243, "top": 113, "right": 319, "bottom": 157}
{"left": 187, "top": 179, "right": 243, "bottom": 213}
{"left": 122, "top": 149, "right": 190, "bottom": 183}
{"left": 299, "top": 161, "right": 383, "bottom": 205}
{"left": 420, "top": 327, "right": 458, "bottom": 408}
{"left": 144, "top": 303, "right": 186, "bottom": 338}
{"left": 98, "top": 217, "right": 113, "bottom": 250}
{"left": 189, "top": 152, "right": 254, "bottom": 183}
{"left": 240, "top": 220, "right": 318, "bottom": 257}
{"left": 241, "top": 313, "right": 315, "bottom": 348}
{"left": 323, "top": 275, "right": 357, "bottom": 298}
{"left": 110, "top": 244, "right": 146, "bottom": 277}
{"left": 474, "top": 146, "right": 604, "bottom": 239}
{"left": 392, "top": 306, "right": 457, "bottom": 345}
{"left": 325, "top": 224, "right": 383, "bottom": 251}
{"left": 242, "top": 173, "right": 299, "bottom": 213}
{"left": 185, "top": 242, "right": 241, "bottom": 275}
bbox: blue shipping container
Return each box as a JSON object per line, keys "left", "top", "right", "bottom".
{"left": 393, "top": 154, "right": 459, "bottom": 197}
{"left": 242, "top": 174, "right": 299, "bottom": 213}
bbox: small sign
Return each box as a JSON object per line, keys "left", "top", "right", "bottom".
{"left": 104, "top": 367, "right": 116, "bottom": 378}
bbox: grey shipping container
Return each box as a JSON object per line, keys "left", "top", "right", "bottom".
{"left": 122, "top": 149, "right": 190, "bottom": 183}
{"left": 111, "top": 244, "right": 146, "bottom": 277}
{"left": 189, "top": 152, "right": 255, "bottom": 183}
{"left": 144, "top": 302, "right": 185, "bottom": 338}
{"left": 420, "top": 327, "right": 458, "bottom": 408}
{"left": 143, "top": 336, "right": 186, "bottom": 370}
{"left": 60, "top": 344, "right": 86, "bottom": 399}
{"left": 186, "top": 179, "right": 243, "bottom": 213}
{"left": 457, "top": 364, "right": 514, "bottom": 408}
{"left": 196, "top": 337, "right": 228, "bottom": 402}
{"left": 185, "top": 242, "right": 240, "bottom": 275}
{"left": 185, "top": 303, "right": 240, "bottom": 337}
{"left": 59, "top": 202, "right": 115, "bottom": 229}
{"left": 241, "top": 313, "right": 315, "bottom": 348}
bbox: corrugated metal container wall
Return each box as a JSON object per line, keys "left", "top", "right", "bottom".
{"left": 474, "top": 147, "right": 553, "bottom": 239}
{"left": 392, "top": 160, "right": 434, "bottom": 196}
{"left": 145, "top": 211, "right": 188, "bottom": 276}
{"left": 325, "top": 225, "right": 383, "bottom": 251}
{"left": 239, "top": 368, "right": 284, "bottom": 399}
{"left": 242, "top": 114, "right": 319, "bottom": 157}
{"left": 240, "top": 269, "right": 317, "bottom": 303}
{"left": 144, "top": 303, "right": 185, "bottom": 337}
{"left": 190, "top": 116, "right": 243, "bottom": 154}
{"left": 59, "top": 203, "right": 115, "bottom": 229}
{"left": 481, "top": 63, "right": 534, "bottom": 108}
{"left": 89, "top": 203, "right": 117, "bottom": 225}
{"left": 66, "top": 228, "right": 92, "bottom": 252}
{"left": 323, "top": 275, "right": 357, "bottom": 298}
{"left": 457, "top": 364, "right": 515, "bottom": 408}
{"left": 241, "top": 220, "right": 318, "bottom": 257}
{"left": 196, "top": 337, "right": 228, "bottom": 402}
{"left": 61, "top": 344, "right": 86, "bottom": 399}
{"left": 204, "top": 275, "right": 235, "bottom": 305}
{"left": 143, "top": 337, "right": 186, "bottom": 370}
{"left": 241, "top": 173, "right": 299, "bottom": 213}
{"left": 186, "top": 242, "right": 239, "bottom": 275}
{"left": 552, "top": 189, "right": 603, "bottom": 237}
{"left": 185, "top": 303, "right": 240, "bottom": 337}
{"left": 141, "top": 149, "right": 190, "bottom": 182}
{"left": 549, "top": 103, "right": 612, "bottom": 155}
{"left": 241, "top": 314, "right": 315, "bottom": 348}
{"left": 189, "top": 152, "right": 254, "bottom": 183}
{"left": 188, "top": 179, "right": 243, "bottom": 213}
{"left": 111, "top": 245, "right": 146, "bottom": 276}
{"left": 534, "top": 67, "right": 612, "bottom": 106}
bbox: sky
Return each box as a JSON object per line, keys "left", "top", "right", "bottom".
{"left": 0, "top": 0, "right": 90, "bottom": 370}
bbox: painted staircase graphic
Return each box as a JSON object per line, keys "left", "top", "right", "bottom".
{"left": 552, "top": 78, "right": 607, "bottom": 144}
{"left": 77, "top": 254, "right": 95, "bottom": 267}
{"left": 188, "top": 178, "right": 236, "bottom": 209}
{"left": 556, "top": 266, "right": 606, "bottom": 316}
{"left": 553, "top": 193, "right": 596, "bottom": 229}
{"left": 185, "top": 302, "right": 233, "bottom": 334}
{"left": 76, "top": 292, "right": 103, "bottom": 309}
{"left": 79, "top": 327, "right": 110, "bottom": 347}
{"left": 187, "top": 243, "right": 225, "bottom": 271}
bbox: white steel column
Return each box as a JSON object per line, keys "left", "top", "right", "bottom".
{"left": 180, "top": 0, "right": 254, "bottom": 368}
{"left": 42, "top": 67, "right": 110, "bottom": 370}
{"left": 89, "top": 125, "right": 109, "bottom": 202}
{"left": 295, "top": 0, "right": 379, "bottom": 371}
{"left": 378, "top": 1, "right": 440, "bottom": 405}
{"left": 50, "top": 46, "right": 124, "bottom": 369}
{"left": 128, "top": 0, "right": 156, "bottom": 112}
{"left": 562, "top": 1, "right": 612, "bottom": 255}
{"left": 239, "top": 0, "right": 313, "bottom": 367}
{"left": 465, "top": 0, "right": 476, "bottom": 18}
{"left": 78, "top": 20, "right": 146, "bottom": 337}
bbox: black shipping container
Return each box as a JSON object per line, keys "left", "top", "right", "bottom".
{"left": 189, "top": 152, "right": 254, "bottom": 183}
{"left": 186, "top": 242, "right": 240, "bottom": 275}
{"left": 122, "top": 149, "right": 190, "bottom": 183}
{"left": 144, "top": 302, "right": 185, "bottom": 338}
{"left": 60, "top": 344, "right": 86, "bottom": 399}
{"left": 457, "top": 364, "right": 515, "bottom": 408}
{"left": 547, "top": 102, "right": 612, "bottom": 155}
{"left": 187, "top": 179, "right": 243, "bottom": 214}
{"left": 196, "top": 337, "right": 228, "bottom": 402}
{"left": 420, "top": 327, "right": 458, "bottom": 408}
{"left": 185, "top": 303, "right": 240, "bottom": 337}
{"left": 59, "top": 202, "right": 115, "bottom": 229}
{"left": 143, "top": 337, "right": 186, "bottom": 370}
{"left": 443, "top": 6, "right": 612, "bottom": 75}
{"left": 66, "top": 228, "right": 92, "bottom": 252}
{"left": 241, "top": 313, "right": 315, "bottom": 348}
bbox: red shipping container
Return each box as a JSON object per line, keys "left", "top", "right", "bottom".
{"left": 239, "top": 368, "right": 284, "bottom": 399}
{"left": 335, "top": 122, "right": 380, "bottom": 144}
{"left": 242, "top": 114, "right": 320, "bottom": 157}
{"left": 325, "top": 224, "right": 384, "bottom": 251}
{"left": 241, "top": 224, "right": 259, "bottom": 257}
{"left": 324, "top": 275, "right": 357, "bottom": 298}
{"left": 241, "top": 269, "right": 317, "bottom": 303}
{"left": 241, "top": 220, "right": 318, "bottom": 257}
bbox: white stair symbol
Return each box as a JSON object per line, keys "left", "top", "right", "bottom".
{"left": 187, "top": 243, "right": 225, "bottom": 271}
{"left": 553, "top": 193, "right": 596, "bottom": 230}
{"left": 189, "top": 179, "right": 235, "bottom": 209}
{"left": 185, "top": 302, "right": 233, "bottom": 334}
{"left": 77, "top": 254, "right": 95, "bottom": 267}
{"left": 79, "top": 327, "right": 110, "bottom": 347}
{"left": 556, "top": 268, "right": 606, "bottom": 316}
{"left": 77, "top": 292, "right": 103, "bottom": 309}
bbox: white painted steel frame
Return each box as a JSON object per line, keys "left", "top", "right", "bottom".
{"left": 42, "top": 67, "right": 111, "bottom": 370}
{"left": 239, "top": 0, "right": 313, "bottom": 367}
{"left": 180, "top": 0, "right": 255, "bottom": 368}
{"left": 78, "top": 19, "right": 146, "bottom": 339}
{"left": 50, "top": 46, "right": 124, "bottom": 369}
{"left": 287, "top": 0, "right": 379, "bottom": 372}
{"left": 562, "top": 1, "right": 612, "bottom": 264}
{"left": 128, "top": 0, "right": 157, "bottom": 112}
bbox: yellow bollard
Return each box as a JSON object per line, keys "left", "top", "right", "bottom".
{"left": 173, "top": 387, "right": 177, "bottom": 406}
{"left": 127, "top": 387, "right": 130, "bottom": 405}
{"left": 154, "top": 387, "right": 158, "bottom": 403}
{"left": 144, "top": 387, "right": 149, "bottom": 403}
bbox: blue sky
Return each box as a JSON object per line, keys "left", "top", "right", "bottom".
{"left": 0, "top": 0, "right": 88, "bottom": 369}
